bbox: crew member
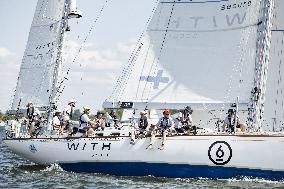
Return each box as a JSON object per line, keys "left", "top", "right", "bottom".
{"left": 176, "top": 106, "right": 193, "bottom": 134}
{"left": 147, "top": 109, "right": 175, "bottom": 150}
{"left": 26, "top": 102, "right": 41, "bottom": 137}
{"left": 223, "top": 109, "right": 246, "bottom": 133}
{"left": 52, "top": 109, "right": 63, "bottom": 135}
{"left": 62, "top": 99, "right": 76, "bottom": 130}
{"left": 79, "top": 106, "right": 95, "bottom": 137}
{"left": 130, "top": 110, "right": 149, "bottom": 144}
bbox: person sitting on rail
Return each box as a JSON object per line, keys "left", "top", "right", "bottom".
{"left": 176, "top": 106, "right": 193, "bottom": 134}
{"left": 223, "top": 109, "right": 246, "bottom": 133}
{"left": 93, "top": 111, "right": 106, "bottom": 131}
{"left": 26, "top": 102, "right": 41, "bottom": 137}
{"left": 79, "top": 106, "right": 96, "bottom": 137}
{"left": 146, "top": 109, "right": 175, "bottom": 150}
{"left": 62, "top": 99, "right": 76, "bottom": 130}
{"left": 106, "top": 109, "right": 120, "bottom": 129}
{"left": 130, "top": 110, "right": 149, "bottom": 144}
{"left": 52, "top": 109, "right": 63, "bottom": 135}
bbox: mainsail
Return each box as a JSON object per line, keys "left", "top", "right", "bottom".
{"left": 104, "top": 0, "right": 264, "bottom": 110}
{"left": 264, "top": 0, "right": 284, "bottom": 129}
{"left": 12, "top": 0, "right": 69, "bottom": 110}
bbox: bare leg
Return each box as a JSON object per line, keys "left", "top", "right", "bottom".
{"left": 222, "top": 124, "right": 228, "bottom": 132}
{"left": 87, "top": 128, "right": 95, "bottom": 136}
{"left": 240, "top": 124, "right": 246, "bottom": 132}
{"left": 101, "top": 124, "right": 105, "bottom": 130}
{"left": 159, "top": 130, "right": 167, "bottom": 150}
{"left": 29, "top": 122, "right": 35, "bottom": 137}
{"left": 162, "top": 130, "right": 167, "bottom": 145}
{"left": 130, "top": 129, "right": 135, "bottom": 144}
{"left": 146, "top": 130, "right": 156, "bottom": 149}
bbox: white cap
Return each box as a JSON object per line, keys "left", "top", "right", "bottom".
{"left": 68, "top": 99, "right": 77, "bottom": 104}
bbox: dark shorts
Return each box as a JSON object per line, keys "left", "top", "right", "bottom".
{"left": 160, "top": 127, "right": 170, "bottom": 134}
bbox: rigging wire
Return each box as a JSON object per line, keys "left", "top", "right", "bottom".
{"left": 134, "top": 42, "right": 152, "bottom": 101}
{"left": 249, "top": 0, "right": 274, "bottom": 131}
{"left": 144, "top": 1, "right": 176, "bottom": 101}
{"left": 48, "top": 0, "right": 70, "bottom": 114}
{"left": 109, "top": 0, "right": 161, "bottom": 103}
{"left": 56, "top": 0, "right": 111, "bottom": 100}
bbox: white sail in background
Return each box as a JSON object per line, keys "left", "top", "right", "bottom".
{"left": 264, "top": 0, "right": 284, "bottom": 129}
{"left": 12, "top": 0, "right": 68, "bottom": 110}
{"left": 105, "top": 0, "right": 263, "bottom": 110}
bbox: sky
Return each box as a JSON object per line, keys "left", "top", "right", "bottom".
{"left": 0, "top": 0, "right": 157, "bottom": 113}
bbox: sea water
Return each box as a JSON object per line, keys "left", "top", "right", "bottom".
{"left": 1, "top": 130, "right": 284, "bottom": 189}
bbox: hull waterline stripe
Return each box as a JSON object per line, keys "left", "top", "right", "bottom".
{"left": 60, "top": 162, "right": 284, "bottom": 180}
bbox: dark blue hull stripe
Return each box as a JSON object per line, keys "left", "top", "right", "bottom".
{"left": 59, "top": 162, "right": 284, "bottom": 180}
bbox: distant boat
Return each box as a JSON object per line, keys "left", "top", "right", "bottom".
{"left": 4, "top": 0, "right": 284, "bottom": 180}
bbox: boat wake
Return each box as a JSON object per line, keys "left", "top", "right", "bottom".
{"left": 42, "top": 163, "right": 64, "bottom": 172}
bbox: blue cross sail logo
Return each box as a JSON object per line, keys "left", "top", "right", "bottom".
{"left": 139, "top": 70, "right": 170, "bottom": 89}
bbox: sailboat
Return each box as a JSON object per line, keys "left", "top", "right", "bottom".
{"left": 4, "top": 0, "right": 284, "bottom": 179}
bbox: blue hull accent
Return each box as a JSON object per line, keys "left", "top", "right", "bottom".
{"left": 60, "top": 162, "right": 284, "bottom": 180}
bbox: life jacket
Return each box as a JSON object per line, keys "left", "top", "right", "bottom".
{"left": 181, "top": 110, "right": 191, "bottom": 124}
{"left": 139, "top": 118, "right": 148, "bottom": 129}
{"left": 227, "top": 115, "right": 237, "bottom": 128}
{"left": 160, "top": 117, "right": 171, "bottom": 128}
{"left": 27, "top": 107, "right": 34, "bottom": 120}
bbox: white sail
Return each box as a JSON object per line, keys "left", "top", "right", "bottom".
{"left": 104, "top": 0, "right": 263, "bottom": 110}
{"left": 12, "top": 0, "right": 68, "bottom": 110}
{"left": 264, "top": 0, "right": 284, "bottom": 129}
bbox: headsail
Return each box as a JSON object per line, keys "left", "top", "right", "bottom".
{"left": 104, "top": 0, "right": 263, "bottom": 110}
{"left": 12, "top": 0, "right": 69, "bottom": 110}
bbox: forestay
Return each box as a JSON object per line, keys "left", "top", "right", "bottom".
{"left": 12, "top": 0, "right": 67, "bottom": 110}
{"left": 104, "top": 0, "right": 263, "bottom": 110}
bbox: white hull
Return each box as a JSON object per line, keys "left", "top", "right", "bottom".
{"left": 4, "top": 134, "right": 284, "bottom": 179}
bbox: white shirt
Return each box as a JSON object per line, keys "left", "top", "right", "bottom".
{"left": 63, "top": 105, "right": 73, "bottom": 116}
{"left": 52, "top": 116, "right": 61, "bottom": 127}
{"left": 80, "top": 114, "right": 90, "bottom": 129}
{"left": 105, "top": 112, "right": 119, "bottom": 127}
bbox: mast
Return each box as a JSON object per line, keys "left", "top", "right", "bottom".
{"left": 46, "top": 0, "right": 82, "bottom": 130}
{"left": 48, "top": 1, "right": 69, "bottom": 112}
{"left": 249, "top": 0, "right": 274, "bottom": 131}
